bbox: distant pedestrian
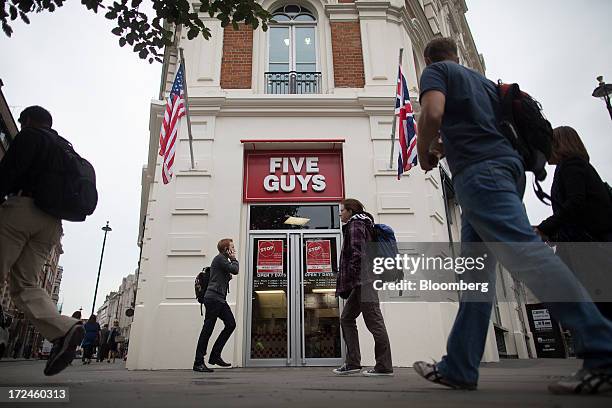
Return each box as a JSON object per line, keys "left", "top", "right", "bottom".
{"left": 97, "top": 324, "right": 110, "bottom": 362}
{"left": 0, "top": 106, "right": 85, "bottom": 376}
{"left": 193, "top": 238, "right": 239, "bottom": 373}
{"left": 536, "top": 126, "right": 612, "bottom": 321}
{"left": 333, "top": 198, "right": 393, "bottom": 377}
{"left": 107, "top": 320, "right": 120, "bottom": 363}
{"left": 81, "top": 315, "right": 100, "bottom": 364}
{"left": 413, "top": 36, "right": 612, "bottom": 395}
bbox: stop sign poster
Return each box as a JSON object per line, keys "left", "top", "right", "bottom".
{"left": 305, "top": 240, "right": 332, "bottom": 274}
{"left": 257, "top": 240, "right": 284, "bottom": 275}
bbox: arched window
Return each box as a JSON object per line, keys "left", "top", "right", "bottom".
{"left": 266, "top": 4, "right": 320, "bottom": 94}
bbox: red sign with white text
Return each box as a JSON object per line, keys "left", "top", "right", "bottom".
{"left": 305, "top": 240, "right": 332, "bottom": 274}
{"left": 243, "top": 151, "right": 344, "bottom": 202}
{"left": 256, "top": 240, "right": 284, "bottom": 275}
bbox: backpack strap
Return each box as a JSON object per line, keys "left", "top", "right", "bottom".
{"left": 200, "top": 303, "right": 203, "bottom": 317}
{"left": 533, "top": 178, "right": 552, "bottom": 206}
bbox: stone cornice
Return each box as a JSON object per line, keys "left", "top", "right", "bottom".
{"left": 172, "top": 93, "right": 402, "bottom": 117}
{"left": 325, "top": 3, "right": 359, "bottom": 22}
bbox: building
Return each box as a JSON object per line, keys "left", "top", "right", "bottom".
{"left": 97, "top": 274, "right": 136, "bottom": 343}
{"left": 0, "top": 79, "right": 18, "bottom": 316}
{"left": 127, "top": 0, "right": 530, "bottom": 369}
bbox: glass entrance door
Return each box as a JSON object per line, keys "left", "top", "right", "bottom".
{"left": 246, "top": 232, "right": 343, "bottom": 366}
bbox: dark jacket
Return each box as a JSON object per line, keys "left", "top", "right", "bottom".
{"left": 336, "top": 212, "right": 374, "bottom": 299}
{"left": 538, "top": 157, "right": 612, "bottom": 241}
{"left": 0, "top": 127, "right": 54, "bottom": 201}
{"left": 204, "top": 253, "right": 239, "bottom": 302}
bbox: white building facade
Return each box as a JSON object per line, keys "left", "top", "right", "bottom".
{"left": 128, "top": 0, "right": 533, "bottom": 369}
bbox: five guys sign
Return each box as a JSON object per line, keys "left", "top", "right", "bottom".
{"left": 243, "top": 151, "right": 344, "bottom": 202}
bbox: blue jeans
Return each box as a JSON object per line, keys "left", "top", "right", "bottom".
{"left": 436, "top": 157, "right": 612, "bottom": 385}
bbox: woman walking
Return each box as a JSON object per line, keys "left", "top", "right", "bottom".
{"left": 333, "top": 198, "right": 393, "bottom": 377}
{"left": 537, "top": 126, "right": 612, "bottom": 320}
{"left": 81, "top": 315, "right": 100, "bottom": 364}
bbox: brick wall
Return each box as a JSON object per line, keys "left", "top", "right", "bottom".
{"left": 220, "top": 25, "right": 253, "bottom": 89}
{"left": 330, "top": 22, "right": 365, "bottom": 88}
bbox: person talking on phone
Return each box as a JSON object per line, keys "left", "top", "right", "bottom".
{"left": 193, "top": 238, "right": 239, "bottom": 372}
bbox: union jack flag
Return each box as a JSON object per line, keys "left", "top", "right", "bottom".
{"left": 159, "top": 64, "right": 186, "bottom": 184}
{"left": 396, "top": 65, "right": 417, "bottom": 179}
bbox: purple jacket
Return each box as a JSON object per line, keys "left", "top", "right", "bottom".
{"left": 336, "top": 213, "right": 374, "bottom": 299}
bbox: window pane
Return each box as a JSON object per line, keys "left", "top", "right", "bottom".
{"left": 269, "top": 27, "right": 290, "bottom": 64}
{"left": 269, "top": 63, "right": 290, "bottom": 73}
{"left": 296, "top": 63, "right": 316, "bottom": 72}
{"left": 295, "top": 27, "right": 316, "bottom": 65}
{"left": 294, "top": 14, "right": 316, "bottom": 22}
{"left": 272, "top": 14, "right": 291, "bottom": 22}
{"left": 285, "top": 5, "right": 300, "bottom": 13}
{"left": 250, "top": 205, "right": 340, "bottom": 230}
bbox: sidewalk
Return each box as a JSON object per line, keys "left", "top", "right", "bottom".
{"left": 0, "top": 358, "right": 609, "bottom": 407}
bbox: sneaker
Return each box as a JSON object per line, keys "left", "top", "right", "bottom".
{"left": 362, "top": 368, "right": 394, "bottom": 377}
{"left": 193, "top": 363, "right": 214, "bottom": 373}
{"left": 44, "top": 324, "right": 85, "bottom": 376}
{"left": 209, "top": 356, "right": 231, "bottom": 367}
{"left": 413, "top": 361, "right": 477, "bottom": 390}
{"left": 548, "top": 368, "right": 612, "bottom": 395}
{"left": 332, "top": 364, "right": 362, "bottom": 375}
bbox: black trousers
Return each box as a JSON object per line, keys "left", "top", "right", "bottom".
{"left": 194, "top": 299, "right": 236, "bottom": 365}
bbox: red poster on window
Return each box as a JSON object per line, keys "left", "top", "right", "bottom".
{"left": 305, "top": 240, "right": 332, "bottom": 274}
{"left": 257, "top": 240, "right": 284, "bottom": 275}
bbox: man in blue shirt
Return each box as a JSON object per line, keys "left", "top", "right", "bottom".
{"left": 413, "top": 37, "right": 612, "bottom": 395}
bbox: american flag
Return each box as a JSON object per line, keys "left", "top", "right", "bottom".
{"left": 396, "top": 65, "right": 417, "bottom": 179}
{"left": 159, "top": 64, "right": 186, "bottom": 184}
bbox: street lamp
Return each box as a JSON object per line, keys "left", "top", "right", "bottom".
{"left": 592, "top": 75, "right": 612, "bottom": 121}
{"left": 91, "top": 221, "right": 112, "bottom": 316}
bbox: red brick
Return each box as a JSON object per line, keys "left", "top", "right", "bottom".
{"left": 220, "top": 24, "right": 253, "bottom": 89}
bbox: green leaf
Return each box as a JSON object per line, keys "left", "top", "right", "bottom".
{"left": 119, "top": 37, "right": 126, "bottom": 47}
{"left": 111, "top": 27, "right": 123, "bottom": 36}
{"left": 138, "top": 49, "right": 148, "bottom": 59}
{"left": 18, "top": 11, "right": 30, "bottom": 24}
{"left": 187, "top": 26, "right": 199, "bottom": 40}
{"left": 2, "top": 22, "right": 14, "bottom": 37}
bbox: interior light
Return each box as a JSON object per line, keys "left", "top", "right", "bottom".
{"left": 284, "top": 38, "right": 290, "bottom": 46}
{"left": 305, "top": 37, "right": 311, "bottom": 45}
{"left": 312, "top": 288, "right": 336, "bottom": 293}
{"left": 284, "top": 216, "right": 310, "bottom": 226}
{"left": 255, "top": 290, "right": 286, "bottom": 294}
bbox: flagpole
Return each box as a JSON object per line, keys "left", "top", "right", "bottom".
{"left": 389, "top": 48, "right": 404, "bottom": 168}
{"left": 178, "top": 47, "right": 196, "bottom": 170}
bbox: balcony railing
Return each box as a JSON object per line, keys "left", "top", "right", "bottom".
{"left": 264, "top": 71, "right": 322, "bottom": 94}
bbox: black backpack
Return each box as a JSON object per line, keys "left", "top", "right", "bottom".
{"left": 33, "top": 129, "right": 98, "bottom": 221}
{"left": 497, "top": 81, "right": 553, "bottom": 204}
{"left": 195, "top": 267, "right": 211, "bottom": 315}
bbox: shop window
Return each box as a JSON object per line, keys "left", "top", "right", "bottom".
{"left": 249, "top": 205, "right": 340, "bottom": 230}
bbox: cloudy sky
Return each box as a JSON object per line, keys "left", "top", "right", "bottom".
{"left": 0, "top": 0, "right": 611, "bottom": 317}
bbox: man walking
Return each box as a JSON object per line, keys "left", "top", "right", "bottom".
{"left": 0, "top": 106, "right": 84, "bottom": 376}
{"left": 97, "top": 323, "right": 110, "bottom": 362}
{"left": 413, "top": 37, "right": 612, "bottom": 394}
{"left": 193, "top": 238, "right": 239, "bottom": 372}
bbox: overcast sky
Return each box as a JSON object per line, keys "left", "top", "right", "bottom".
{"left": 0, "top": 1, "right": 611, "bottom": 317}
